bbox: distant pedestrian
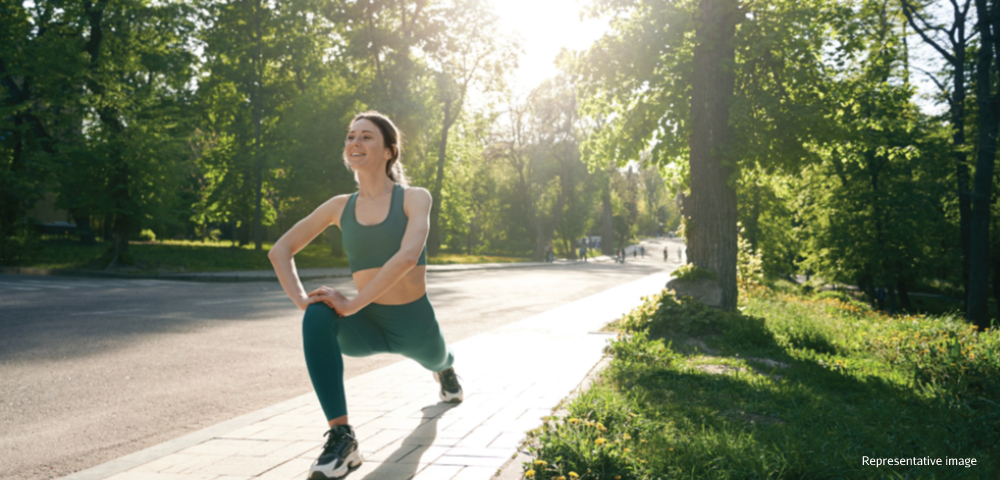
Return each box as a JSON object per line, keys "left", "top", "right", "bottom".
{"left": 640, "top": 246, "right": 645, "bottom": 258}
{"left": 579, "top": 244, "right": 587, "bottom": 262}
{"left": 633, "top": 247, "right": 637, "bottom": 258}
{"left": 663, "top": 247, "right": 668, "bottom": 262}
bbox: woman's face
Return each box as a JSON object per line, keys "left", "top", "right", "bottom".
{"left": 344, "top": 119, "right": 392, "bottom": 172}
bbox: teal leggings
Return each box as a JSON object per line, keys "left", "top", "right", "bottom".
{"left": 302, "top": 294, "right": 454, "bottom": 421}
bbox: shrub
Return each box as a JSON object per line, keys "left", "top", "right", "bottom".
{"left": 737, "top": 235, "right": 764, "bottom": 288}
{"left": 137, "top": 229, "right": 157, "bottom": 242}
{"left": 0, "top": 228, "right": 42, "bottom": 266}
{"left": 671, "top": 263, "right": 717, "bottom": 282}
{"left": 615, "top": 290, "right": 771, "bottom": 347}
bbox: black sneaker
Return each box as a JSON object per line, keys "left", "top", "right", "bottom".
{"left": 309, "top": 424, "right": 362, "bottom": 479}
{"left": 433, "top": 367, "right": 463, "bottom": 403}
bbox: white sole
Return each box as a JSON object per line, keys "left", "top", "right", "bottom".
{"left": 433, "top": 371, "right": 464, "bottom": 402}
{"left": 440, "top": 389, "right": 463, "bottom": 402}
{"left": 309, "top": 449, "right": 363, "bottom": 479}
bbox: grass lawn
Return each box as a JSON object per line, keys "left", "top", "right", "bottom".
{"left": 524, "top": 287, "right": 999, "bottom": 480}
{"left": 12, "top": 237, "right": 530, "bottom": 273}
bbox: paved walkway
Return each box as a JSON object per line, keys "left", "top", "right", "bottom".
{"left": 61, "top": 271, "right": 671, "bottom": 480}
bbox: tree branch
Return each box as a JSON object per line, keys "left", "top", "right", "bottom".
{"left": 915, "top": 65, "right": 954, "bottom": 106}
{"left": 901, "top": 0, "right": 957, "bottom": 64}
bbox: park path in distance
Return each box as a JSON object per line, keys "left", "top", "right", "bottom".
{"left": 0, "top": 238, "right": 682, "bottom": 480}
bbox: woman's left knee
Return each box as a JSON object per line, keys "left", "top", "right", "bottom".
{"left": 302, "top": 303, "right": 336, "bottom": 338}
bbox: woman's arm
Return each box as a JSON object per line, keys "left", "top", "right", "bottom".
{"left": 268, "top": 195, "right": 348, "bottom": 310}
{"left": 311, "top": 188, "right": 430, "bottom": 315}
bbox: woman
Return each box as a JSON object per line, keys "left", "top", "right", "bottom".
{"left": 268, "top": 111, "right": 462, "bottom": 480}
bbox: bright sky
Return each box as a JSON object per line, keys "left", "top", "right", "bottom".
{"left": 486, "top": 0, "right": 947, "bottom": 117}
{"left": 488, "top": 0, "right": 609, "bottom": 95}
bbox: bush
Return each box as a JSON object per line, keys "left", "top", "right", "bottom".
{"left": 0, "top": 228, "right": 43, "bottom": 266}
{"left": 137, "top": 229, "right": 157, "bottom": 242}
{"left": 614, "top": 290, "right": 772, "bottom": 348}
{"left": 813, "top": 290, "right": 870, "bottom": 311}
{"left": 737, "top": 234, "right": 764, "bottom": 288}
{"left": 671, "top": 263, "right": 717, "bottom": 282}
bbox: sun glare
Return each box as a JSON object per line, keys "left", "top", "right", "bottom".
{"left": 488, "top": 0, "right": 608, "bottom": 94}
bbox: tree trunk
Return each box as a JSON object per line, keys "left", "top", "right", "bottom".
{"left": 601, "top": 174, "right": 614, "bottom": 255}
{"left": 103, "top": 213, "right": 113, "bottom": 242}
{"left": 745, "top": 181, "right": 761, "bottom": 252}
{"left": 897, "top": 278, "right": 912, "bottom": 311}
{"left": 428, "top": 97, "right": 453, "bottom": 257}
{"left": 107, "top": 161, "right": 135, "bottom": 269}
{"left": 2, "top": 114, "right": 26, "bottom": 238}
{"left": 73, "top": 212, "right": 96, "bottom": 245}
{"left": 858, "top": 271, "right": 876, "bottom": 307}
{"left": 252, "top": 0, "right": 265, "bottom": 252}
{"left": 992, "top": 251, "right": 1000, "bottom": 311}
{"left": 953, "top": 55, "right": 973, "bottom": 302}
{"left": 968, "top": 0, "right": 1000, "bottom": 328}
{"left": 686, "top": 0, "right": 740, "bottom": 310}
{"left": 238, "top": 219, "right": 250, "bottom": 247}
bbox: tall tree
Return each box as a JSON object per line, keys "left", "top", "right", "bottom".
{"left": 686, "top": 0, "right": 741, "bottom": 309}
{"left": 968, "top": 0, "right": 1000, "bottom": 326}
{"left": 198, "top": 0, "right": 332, "bottom": 249}
{"left": 574, "top": 0, "right": 845, "bottom": 310}
{"left": 901, "top": 0, "right": 976, "bottom": 301}
{"left": 425, "top": 0, "right": 516, "bottom": 256}
{"left": 487, "top": 79, "right": 582, "bottom": 260}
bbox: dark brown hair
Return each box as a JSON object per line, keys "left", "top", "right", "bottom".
{"left": 348, "top": 111, "right": 408, "bottom": 186}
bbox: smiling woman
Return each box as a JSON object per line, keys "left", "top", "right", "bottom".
{"left": 267, "top": 111, "right": 463, "bottom": 480}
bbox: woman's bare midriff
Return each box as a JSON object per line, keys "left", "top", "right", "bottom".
{"left": 352, "top": 265, "right": 427, "bottom": 305}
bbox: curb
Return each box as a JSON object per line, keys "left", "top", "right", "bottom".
{"left": 0, "top": 258, "right": 614, "bottom": 283}
{"left": 494, "top": 348, "right": 615, "bottom": 480}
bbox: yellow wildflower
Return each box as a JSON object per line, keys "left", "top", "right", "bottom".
{"left": 595, "top": 438, "right": 607, "bottom": 445}
{"left": 526, "top": 470, "right": 536, "bottom": 478}
{"left": 558, "top": 476, "right": 566, "bottom": 480}
{"left": 624, "top": 448, "right": 631, "bottom": 453}
{"left": 615, "top": 477, "right": 621, "bottom": 480}
{"left": 534, "top": 460, "right": 547, "bottom": 466}
{"left": 623, "top": 433, "right": 631, "bottom": 440}
{"left": 568, "top": 418, "right": 580, "bottom": 424}
{"left": 569, "top": 473, "right": 579, "bottom": 479}
{"left": 597, "top": 423, "right": 607, "bottom": 432}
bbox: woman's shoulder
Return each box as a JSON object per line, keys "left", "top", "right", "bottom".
{"left": 400, "top": 185, "right": 432, "bottom": 214}
{"left": 401, "top": 185, "right": 431, "bottom": 201}
{"left": 324, "top": 193, "right": 355, "bottom": 207}
{"left": 314, "top": 193, "right": 355, "bottom": 224}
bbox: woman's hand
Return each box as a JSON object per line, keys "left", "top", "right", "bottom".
{"left": 307, "top": 286, "right": 359, "bottom": 316}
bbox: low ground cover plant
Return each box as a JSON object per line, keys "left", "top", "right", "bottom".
{"left": 526, "top": 289, "right": 1000, "bottom": 479}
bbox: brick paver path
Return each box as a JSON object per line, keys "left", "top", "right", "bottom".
{"left": 63, "top": 272, "right": 669, "bottom": 480}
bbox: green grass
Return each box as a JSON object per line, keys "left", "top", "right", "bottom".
{"left": 12, "top": 237, "right": 530, "bottom": 273}
{"left": 426, "top": 253, "right": 531, "bottom": 265}
{"left": 525, "top": 288, "right": 1000, "bottom": 480}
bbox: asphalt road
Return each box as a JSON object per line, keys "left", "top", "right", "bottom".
{"left": 0, "top": 238, "right": 684, "bottom": 480}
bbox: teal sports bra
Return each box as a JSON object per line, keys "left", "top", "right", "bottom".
{"left": 340, "top": 184, "right": 427, "bottom": 273}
